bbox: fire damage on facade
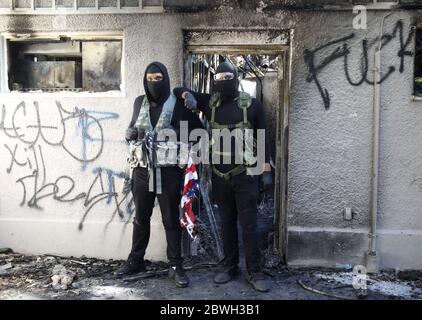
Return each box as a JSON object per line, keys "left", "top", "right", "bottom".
{"left": 1, "top": 0, "right": 422, "bottom": 299}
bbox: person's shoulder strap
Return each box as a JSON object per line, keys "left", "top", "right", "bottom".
{"left": 237, "top": 91, "right": 252, "bottom": 109}
{"left": 237, "top": 92, "right": 252, "bottom": 127}
{"left": 129, "top": 95, "right": 145, "bottom": 127}
{"left": 163, "top": 93, "right": 176, "bottom": 114}
{"left": 209, "top": 93, "right": 221, "bottom": 125}
{"left": 154, "top": 93, "right": 176, "bottom": 131}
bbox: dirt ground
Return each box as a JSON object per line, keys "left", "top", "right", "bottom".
{"left": 1, "top": 250, "right": 422, "bottom": 300}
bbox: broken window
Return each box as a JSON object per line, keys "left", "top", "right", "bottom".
{"left": 415, "top": 29, "right": 422, "bottom": 97}
{"left": 6, "top": 36, "right": 122, "bottom": 92}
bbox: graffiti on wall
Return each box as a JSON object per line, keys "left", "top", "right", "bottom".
{"left": 304, "top": 20, "right": 415, "bottom": 109}
{"left": 0, "top": 101, "right": 134, "bottom": 230}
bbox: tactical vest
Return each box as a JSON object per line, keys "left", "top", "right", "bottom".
{"left": 209, "top": 91, "right": 255, "bottom": 180}
{"left": 127, "top": 94, "right": 178, "bottom": 193}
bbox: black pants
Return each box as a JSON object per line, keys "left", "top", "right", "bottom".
{"left": 212, "top": 172, "right": 261, "bottom": 273}
{"left": 128, "top": 166, "right": 183, "bottom": 267}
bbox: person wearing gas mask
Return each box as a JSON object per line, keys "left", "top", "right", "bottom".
{"left": 116, "top": 62, "right": 203, "bottom": 288}
{"left": 173, "top": 61, "right": 273, "bottom": 292}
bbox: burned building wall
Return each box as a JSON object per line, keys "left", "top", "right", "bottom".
{"left": 0, "top": 5, "right": 421, "bottom": 269}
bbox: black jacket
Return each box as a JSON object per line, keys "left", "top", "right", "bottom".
{"left": 173, "top": 87, "right": 270, "bottom": 173}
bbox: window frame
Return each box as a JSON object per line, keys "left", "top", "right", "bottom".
{"left": 0, "top": 31, "right": 125, "bottom": 97}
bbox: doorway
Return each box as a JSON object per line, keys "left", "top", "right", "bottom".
{"left": 182, "top": 29, "right": 291, "bottom": 264}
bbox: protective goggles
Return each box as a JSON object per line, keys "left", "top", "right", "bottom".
{"left": 214, "top": 72, "right": 235, "bottom": 81}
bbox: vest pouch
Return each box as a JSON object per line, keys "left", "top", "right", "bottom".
{"left": 132, "top": 94, "right": 177, "bottom": 171}
{"left": 155, "top": 124, "right": 178, "bottom": 167}
{"left": 155, "top": 140, "right": 178, "bottom": 167}
{"left": 128, "top": 142, "right": 148, "bottom": 168}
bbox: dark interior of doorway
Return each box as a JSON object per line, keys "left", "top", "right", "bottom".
{"left": 182, "top": 53, "right": 279, "bottom": 267}
{"left": 414, "top": 28, "right": 422, "bottom": 96}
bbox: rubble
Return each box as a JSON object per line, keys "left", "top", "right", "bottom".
{"left": 0, "top": 250, "right": 421, "bottom": 300}
{"left": 1, "top": 193, "right": 420, "bottom": 300}
{"left": 0, "top": 263, "right": 13, "bottom": 276}
{"left": 50, "top": 264, "right": 75, "bottom": 290}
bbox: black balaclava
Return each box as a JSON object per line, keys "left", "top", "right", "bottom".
{"left": 143, "top": 62, "right": 170, "bottom": 107}
{"left": 212, "top": 61, "right": 239, "bottom": 101}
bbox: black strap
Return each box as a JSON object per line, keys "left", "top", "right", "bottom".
{"left": 129, "top": 95, "right": 144, "bottom": 128}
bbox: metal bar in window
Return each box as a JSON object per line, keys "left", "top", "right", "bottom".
{"left": 52, "top": 0, "right": 56, "bottom": 10}
{"left": 10, "top": 0, "right": 14, "bottom": 10}
{"left": 31, "top": 0, "right": 35, "bottom": 10}
{"left": 74, "top": 0, "right": 77, "bottom": 10}
{"left": 117, "top": 0, "right": 120, "bottom": 9}
{"left": 95, "top": 0, "right": 99, "bottom": 10}
{"left": 139, "top": 0, "right": 143, "bottom": 10}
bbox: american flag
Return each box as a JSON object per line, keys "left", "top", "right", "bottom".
{"left": 180, "top": 155, "right": 199, "bottom": 240}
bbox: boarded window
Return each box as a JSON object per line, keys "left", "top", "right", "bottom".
{"left": 7, "top": 38, "right": 122, "bottom": 92}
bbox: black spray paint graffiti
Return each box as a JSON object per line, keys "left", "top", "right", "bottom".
{"left": 1, "top": 101, "right": 134, "bottom": 230}
{"left": 304, "top": 20, "right": 415, "bottom": 109}
{"left": 14, "top": 144, "right": 86, "bottom": 209}
{"left": 79, "top": 167, "right": 135, "bottom": 231}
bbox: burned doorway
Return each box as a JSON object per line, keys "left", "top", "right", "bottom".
{"left": 182, "top": 30, "right": 290, "bottom": 264}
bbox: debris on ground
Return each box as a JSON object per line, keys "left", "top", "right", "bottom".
{"left": 1, "top": 250, "right": 421, "bottom": 300}
{"left": 51, "top": 264, "right": 75, "bottom": 290}
{"left": 0, "top": 263, "right": 13, "bottom": 276}
{"left": 0, "top": 194, "right": 420, "bottom": 300}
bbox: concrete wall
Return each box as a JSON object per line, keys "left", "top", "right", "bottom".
{"left": 0, "top": 6, "right": 421, "bottom": 269}
{"left": 286, "top": 10, "right": 422, "bottom": 270}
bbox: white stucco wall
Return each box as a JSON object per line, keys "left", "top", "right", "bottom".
{"left": 0, "top": 14, "right": 187, "bottom": 261}
{"left": 0, "top": 7, "right": 421, "bottom": 270}
{"left": 286, "top": 10, "right": 422, "bottom": 270}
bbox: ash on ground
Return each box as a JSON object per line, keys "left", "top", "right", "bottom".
{"left": 2, "top": 245, "right": 421, "bottom": 299}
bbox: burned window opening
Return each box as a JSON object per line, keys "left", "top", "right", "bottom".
{"left": 414, "top": 28, "right": 422, "bottom": 96}
{"left": 7, "top": 38, "right": 122, "bottom": 93}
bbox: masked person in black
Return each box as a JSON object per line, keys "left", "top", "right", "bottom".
{"left": 116, "top": 62, "right": 203, "bottom": 288}
{"left": 173, "top": 61, "right": 273, "bottom": 292}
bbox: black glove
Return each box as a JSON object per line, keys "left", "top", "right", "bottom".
{"left": 260, "top": 171, "right": 273, "bottom": 192}
{"left": 184, "top": 92, "right": 198, "bottom": 112}
{"left": 125, "top": 127, "right": 138, "bottom": 142}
